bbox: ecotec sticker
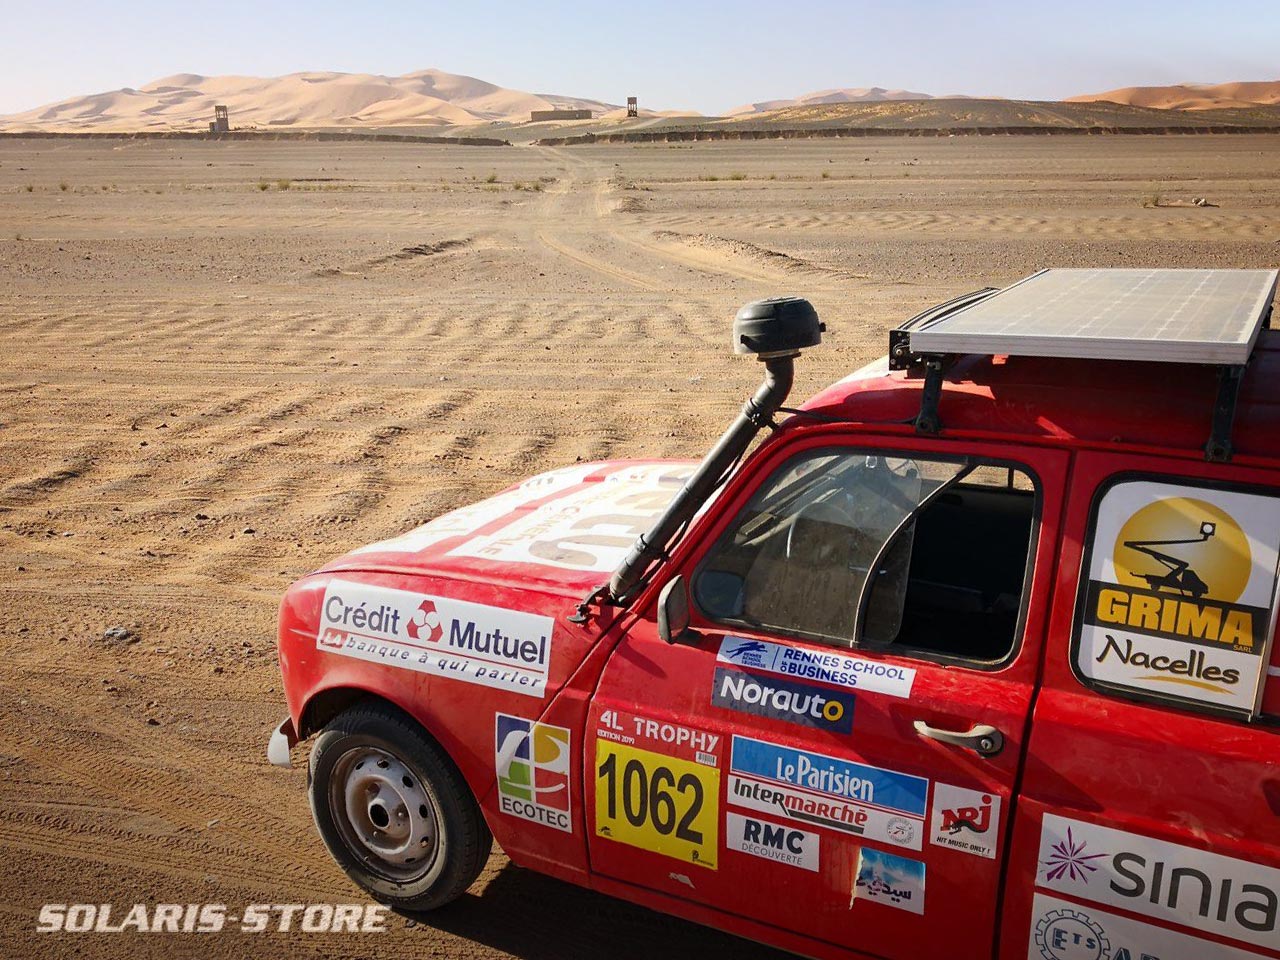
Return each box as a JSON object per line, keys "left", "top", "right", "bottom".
{"left": 316, "top": 581, "right": 554, "bottom": 697}
{"left": 725, "top": 812, "right": 818, "bottom": 872}
{"left": 1036, "top": 814, "right": 1280, "bottom": 952}
{"left": 717, "top": 636, "right": 915, "bottom": 700}
{"left": 495, "top": 713, "right": 572, "bottom": 832}
{"left": 1029, "top": 893, "right": 1271, "bottom": 960}
{"left": 1075, "top": 480, "right": 1280, "bottom": 713}
{"left": 928, "top": 783, "right": 1001, "bottom": 859}
{"left": 853, "top": 848, "right": 925, "bottom": 915}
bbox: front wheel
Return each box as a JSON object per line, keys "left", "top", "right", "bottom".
{"left": 308, "top": 701, "right": 491, "bottom": 910}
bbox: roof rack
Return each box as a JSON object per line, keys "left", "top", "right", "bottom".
{"left": 889, "top": 268, "right": 1279, "bottom": 461}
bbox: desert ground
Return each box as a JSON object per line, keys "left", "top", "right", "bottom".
{"left": 1, "top": 134, "right": 1279, "bottom": 959}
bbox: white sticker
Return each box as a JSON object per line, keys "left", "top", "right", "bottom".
{"left": 1037, "top": 814, "right": 1280, "bottom": 952}
{"left": 717, "top": 636, "right": 916, "bottom": 699}
{"left": 928, "top": 783, "right": 1001, "bottom": 860}
{"left": 1029, "top": 893, "right": 1271, "bottom": 960}
{"left": 853, "top": 847, "right": 925, "bottom": 914}
{"left": 317, "top": 580, "right": 554, "bottom": 697}
{"left": 725, "top": 812, "right": 819, "bottom": 872}
{"left": 1076, "top": 480, "right": 1280, "bottom": 713}
{"left": 448, "top": 463, "right": 695, "bottom": 572}
{"left": 351, "top": 464, "right": 599, "bottom": 556}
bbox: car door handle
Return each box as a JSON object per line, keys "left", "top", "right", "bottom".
{"left": 913, "top": 720, "right": 1004, "bottom": 757}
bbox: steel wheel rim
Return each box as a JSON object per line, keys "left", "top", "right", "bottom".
{"left": 328, "top": 745, "right": 440, "bottom": 882}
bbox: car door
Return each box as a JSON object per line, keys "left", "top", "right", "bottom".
{"left": 1002, "top": 451, "right": 1280, "bottom": 960}
{"left": 586, "top": 431, "right": 1068, "bottom": 960}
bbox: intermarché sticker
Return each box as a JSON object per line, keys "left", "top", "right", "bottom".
{"left": 717, "top": 636, "right": 915, "bottom": 699}
{"left": 1075, "top": 481, "right": 1280, "bottom": 713}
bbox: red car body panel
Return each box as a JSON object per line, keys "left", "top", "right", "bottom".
{"left": 276, "top": 333, "right": 1280, "bottom": 960}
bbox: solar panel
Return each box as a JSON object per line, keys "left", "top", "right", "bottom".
{"left": 908, "top": 268, "right": 1278, "bottom": 365}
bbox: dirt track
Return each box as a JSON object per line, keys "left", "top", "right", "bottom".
{"left": 1, "top": 135, "right": 1278, "bottom": 959}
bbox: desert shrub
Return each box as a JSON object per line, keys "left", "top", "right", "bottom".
{"left": 276, "top": 179, "right": 291, "bottom": 191}
{"left": 256, "top": 180, "right": 269, "bottom": 191}
{"left": 59, "top": 181, "right": 69, "bottom": 191}
{"left": 485, "top": 172, "right": 498, "bottom": 183}
{"left": 25, "top": 184, "right": 34, "bottom": 192}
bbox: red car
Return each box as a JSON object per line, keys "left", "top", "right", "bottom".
{"left": 270, "top": 268, "right": 1280, "bottom": 960}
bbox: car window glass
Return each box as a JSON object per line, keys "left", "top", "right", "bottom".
{"left": 695, "top": 450, "right": 963, "bottom": 645}
{"left": 863, "top": 469, "right": 1037, "bottom": 662}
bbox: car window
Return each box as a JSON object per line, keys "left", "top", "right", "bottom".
{"left": 695, "top": 447, "right": 1038, "bottom": 665}
{"left": 863, "top": 468, "right": 1038, "bottom": 663}
{"left": 694, "top": 449, "right": 963, "bottom": 645}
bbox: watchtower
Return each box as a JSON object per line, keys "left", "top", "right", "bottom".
{"left": 626, "top": 97, "right": 638, "bottom": 118}
{"left": 210, "top": 105, "right": 230, "bottom": 134}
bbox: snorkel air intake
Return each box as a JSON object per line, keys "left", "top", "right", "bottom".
{"left": 606, "top": 297, "right": 823, "bottom": 604}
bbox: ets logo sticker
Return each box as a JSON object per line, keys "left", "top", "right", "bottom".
{"left": 495, "top": 713, "right": 572, "bottom": 832}
{"left": 929, "top": 783, "right": 1001, "bottom": 859}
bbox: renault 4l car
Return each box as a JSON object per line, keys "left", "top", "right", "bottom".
{"left": 271, "top": 267, "right": 1280, "bottom": 960}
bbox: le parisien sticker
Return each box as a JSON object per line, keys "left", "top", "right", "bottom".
{"left": 1076, "top": 480, "right": 1280, "bottom": 714}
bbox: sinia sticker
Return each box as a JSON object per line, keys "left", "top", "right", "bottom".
{"left": 1075, "top": 480, "right": 1280, "bottom": 715}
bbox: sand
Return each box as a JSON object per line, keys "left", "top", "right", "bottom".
{"left": 0, "top": 69, "right": 621, "bottom": 132}
{"left": 1068, "top": 79, "right": 1280, "bottom": 111}
{"left": 2, "top": 134, "right": 1279, "bottom": 960}
{"left": 726, "top": 87, "right": 938, "bottom": 116}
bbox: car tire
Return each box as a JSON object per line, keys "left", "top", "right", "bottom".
{"left": 308, "top": 700, "right": 491, "bottom": 910}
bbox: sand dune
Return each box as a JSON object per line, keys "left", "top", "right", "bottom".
{"left": 726, "top": 87, "right": 937, "bottom": 117}
{"left": 1067, "top": 80, "right": 1280, "bottom": 111}
{"left": 0, "top": 68, "right": 621, "bottom": 131}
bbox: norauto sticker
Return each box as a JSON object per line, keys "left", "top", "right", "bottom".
{"left": 1076, "top": 480, "right": 1280, "bottom": 713}
{"left": 711, "top": 666, "right": 855, "bottom": 734}
{"left": 853, "top": 847, "right": 925, "bottom": 915}
{"left": 717, "top": 636, "right": 915, "bottom": 700}
{"left": 316, "top": 580, "right": 553, "bottom": 697}
{"left": 1036, "top": 814, "right": 1279, "bottom": 952}
{"left": 728, "top": 735, "right": 927, "bottom": 850}
{"left": 928, "top": 783, "right": 1001, "bottom": 860}
{"left": 1029, "top": 893, "right": 1270, "bottom": 960}
{"left": 447, "top": 463, "right": 696, "bottom": 572}
{"left": 494, "top": 713, "right": 572, "bottom": 832}
{"left": 725, "top": 811, "right": 818, "bottom": 872}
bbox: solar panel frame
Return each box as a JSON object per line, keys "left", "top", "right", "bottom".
{"left": 907, "top": 268, "right": 1279, "bottom": 365}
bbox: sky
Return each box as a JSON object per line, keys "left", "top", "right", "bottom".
{"left": 1, "top": 0, "right": 1277, "bottom": 115}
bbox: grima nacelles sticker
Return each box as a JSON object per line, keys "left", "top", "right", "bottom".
{"left": 1075, "top": 481, "right": 1280, "bottom": 714}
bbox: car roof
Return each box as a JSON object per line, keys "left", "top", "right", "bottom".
{"left": 799, "top": 330, "right": 1280, "bottom": 462}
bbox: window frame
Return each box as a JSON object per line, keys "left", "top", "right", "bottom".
{"left": 689, "top": 442, "right": 1044, "bottom": 672}
{"left": 1069, "top": 470, "right": 1280, "bottom": 723}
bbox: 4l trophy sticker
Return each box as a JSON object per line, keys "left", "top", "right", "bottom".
{"left": 1076, "top": 481, "right": 1280, "bottom": 715}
